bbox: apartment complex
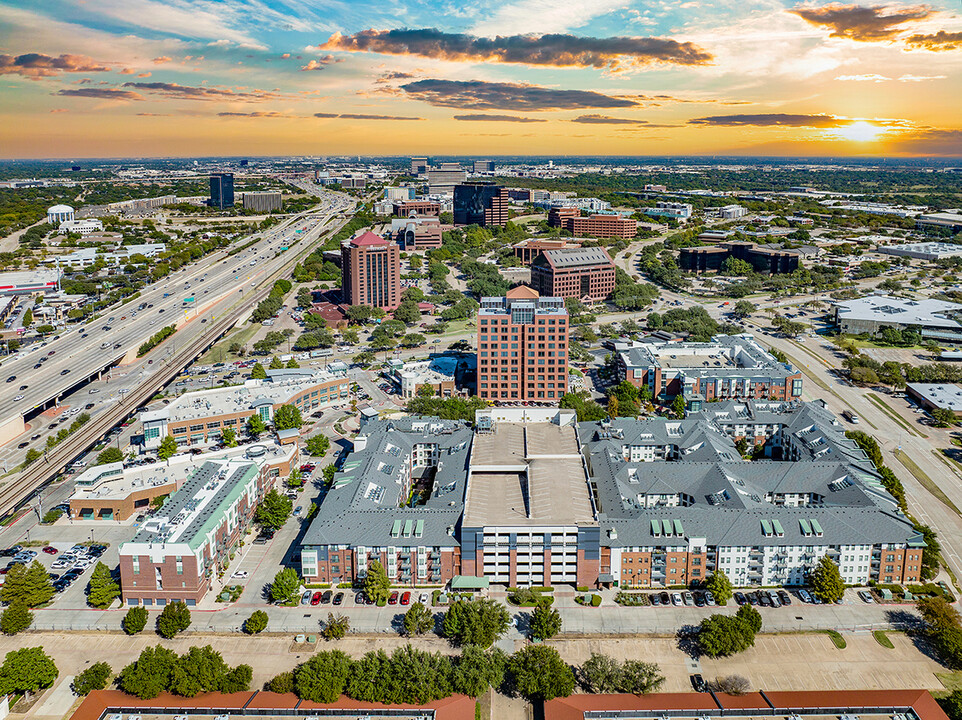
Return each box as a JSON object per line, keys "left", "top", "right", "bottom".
{"left": 208, "top": 173, "right": 234, "bottom": 208}
{"left": 476, "top": 286, "right": 569, "bottom": 403}
{"left": 299, "top": 402, "right": 923, "bottom": 590}
{"left": 547, "top": 207, "right": 636, "bottom": 239}
{"left": 511, "top": 238, "right": 582, "bottom": 265}
{"left": 453, "top": 183, "right": 509, "bottom": 227}
{"left": 530, "top": 247, "right": 617, "bottom": 302}
{"left": 119, "top": 456, "right": 281, "bottom": 606}
{"left": 618, "top": 335, "right": 803, "bottom": 403}
{"left": 140, "top": 368, "right": 350, "bottom": 449}
{"left": 340, "top": 231, "right": 401, "bottom": 310}
{"left": 69, "top": 442, "right": 296, "bottom": 522}
{"left": 584, "top": 400, "right": 924, "bottom": 589}
{"left": 680, "top": 241, "right": 800, "bottom": 275}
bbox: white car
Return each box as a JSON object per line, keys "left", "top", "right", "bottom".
{"left": 231, "top": 571, "right": 249, "bottom": 579}
{"left": 13, "top": 395, "right": 24, "bottom": 402}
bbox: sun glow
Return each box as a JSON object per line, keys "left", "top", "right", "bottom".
{"left": 833, "top": 120, "right": 884, "bottom": 142}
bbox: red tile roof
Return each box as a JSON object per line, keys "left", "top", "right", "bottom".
{"left": 351, "top": 231, "right": 388, "bottom": 247}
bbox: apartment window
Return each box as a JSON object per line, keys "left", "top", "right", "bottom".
{"left": 176, "top": 556, "right": 183, "bottom": 575}
{"left": 132, "top": 557, "right": 139, "bottom": 574}
{"left": 189, "top": 424, "right": 203, "bottom": 432}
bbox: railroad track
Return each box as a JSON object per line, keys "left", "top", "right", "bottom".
{"left": 0, "top": 206, "right": 351, "bottom": 518}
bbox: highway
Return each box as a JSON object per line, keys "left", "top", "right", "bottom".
{"left": 0, "top": 191, "right": 354, "bottom": 443}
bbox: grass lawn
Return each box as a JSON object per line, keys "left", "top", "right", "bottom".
{"left": 199, "top": 323, "right": 261, "bottom": 364}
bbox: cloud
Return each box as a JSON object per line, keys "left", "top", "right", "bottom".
{"left": 453, "top": 114, "right": 547, "bottom": 122}
{"left": 119, "top": 67, "right": 136, "bottom": 75}
{"left": 687, "top": 113, "right": 849, "bottom": 127}
{"left": 399, "top": 79, "right": 637, "bottom": 111}
{"left": 375, "top": 70, "right": 416, "bottom": 83}
{"left": 152, "top": 56, "right": 173, "bottom": 64}
{"left": 56, "top": 87, "right": 144, "bottom": 101}
{"left": 886, "top": 128, "right": 962, "bottom": 155}
{"left": 49, "top": 108, "right": 68, "bottom": 113}
{"left": 898, "top": 73, "right": 946, "bottom": 81}
{"left": 312, "top": 112, "right": 424, "bottom": 120}
{"left": 835, "top": 73, "right": 890, "bottom": 81}
{"left": 300, "top": 55, "right": 341, "bottom": 71}
{"left": 321, "top": 28, "right": 712, "bottom": 70}
{"left": 138, "top": 72, "right": 152, "bottom": 78}
{"left": 122, "top": 81, "right": 282, "bottom": 101}
{"left": 571, "top": 114, "right": 648, "bottom": 124}
{"left": 136, "top": 112, "right": 168, "bottom": 116}
{"left": 904, "top": 30, "right": 962, "bottom": 50}
{"left": 0, "top": 52, "right": 110, "bottom": 78}
{"left": 218, "top": 111, "right": 302, "bottom": 118}
{"left": 788, "top": 3, "right": 932, "bottom": 41}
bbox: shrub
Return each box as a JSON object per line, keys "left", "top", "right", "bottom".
{"left": 243, "top": 610, "right": 268, "bottom": 635}
{"left": 123, "top": 606, "right": 148, "bottom": 635}
{"left": 72, "top": 662, "right": 111, "bottom": 695}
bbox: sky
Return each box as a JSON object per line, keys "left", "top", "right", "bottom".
{"left": 0, "top": 0, "right": 960, "bottom": 158}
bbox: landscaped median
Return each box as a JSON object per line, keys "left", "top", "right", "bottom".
{"left": 137, "top": 325, "right": 176, "bottom": 357}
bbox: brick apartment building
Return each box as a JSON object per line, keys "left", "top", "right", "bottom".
{"left": 530, "top": 247, "right": 617, "bottom": 302}
{"left": 680, "top": 240, "right": 800, "bottom": 274}
{"left": 476, "top": 286, "right": 569, "bottom": 403}
{"left": 548, "top": 207, "right": 637, "bottom": 238}
{"left": 341, "top": 231, "right": 401, "bottom": 310}
{"left": 453, "top": 183, "right": 509, "bottom": 227}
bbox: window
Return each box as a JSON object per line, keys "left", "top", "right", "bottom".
{"left": 189, "top": 424, "right": 203, "bottom": 432}
{"left": 132, "top": 557, "right": 140, "bottom": 574}
{"left": 145, "top": 427, "right": 160, "bottom": 440}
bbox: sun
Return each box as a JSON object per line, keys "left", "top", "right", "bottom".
{"left": 834, "top": 120, "right": 884, "bottom": 142}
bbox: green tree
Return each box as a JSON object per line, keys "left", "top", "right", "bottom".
{"left": 1, "top": 561, "right": 54, "bottom": 608}
{"left": 72, "top": 662, "right": 111, "bottom": 695}
{"left": 0, "top": 603, "right": 32, "bottom": 635}
{"left": 811, "top": 556, "right": 845, "bottom": 603}
{"left": 171, "top": 645, "right": 230, "bottom": 697}
{"left": 529, "top": 600, "right": 562, "bottom": 641}
{"left": 321, "top": 612, "right": 350, "bottom": 641}
{"left": 118, "top": 645, "right": 178, "bottom": 699}
{"left": 269, "top": 356, "right": 284, "bottom": 370}
{"left": 0, "top": 647, "right": 58, "bottom": 697}
{"left": 697, "top": 606, "right": 761, "bottom": 658}
{"left": 156, "top": 600, "right": 191, "bottom": 638}
{"left": 267, "top": 670, "right": 295, "bottom": 693}
{"left": 507, "top": 645, "right": 574, "bottom": 702}
{"left": 322, "top": 464, "right": 337, "bottom": 486}
{"left": 932, "top": 407, "right": 958, "bottom": 427}
{"left": 620, "top": 660, "right": 666, "bottom": 695}
{"left": 243, "top": 610, "right": 268, "bottom": 635}
{"left": 221, "top": 426, "right": 237, "bottom": 447}
{"left": 451, "top": 645, "right": 506, "bottom": 698}
{"left": 256, "top": 488, "right": 292, "bottom": 530}
{"left": 672, "top": 393, "right": 687, "bottom": 419}
{"left": 269, "top": 567, "right": 301, "bottom": 604}
{"left": 305, "top": 434, "right": 330, "bottom": 456}
{"left": 96, "top": 447, "right": 124, "bottom": 465}
{"left": 443, "top": 597, "right": 510, "bottom": 648}
{"left": 393, "top": 299, "right": 422, "bottom": 325}
{"left": 220, "top": 664, "right": 253, "bottom": 693}
{"left": 86, "top": 562, "right": 120, "bottom": 608}
{"left": 157, "top": 435, "right": 178, "bottom": 460}
{"left": 363, "top": 560, "right": 391, "bottom": 604}
{"left": 731, "top": 300, "right": 755, "bottom": 319}
{"left": 578, "top": 653, "right": 623, "bottom": 693}
{"left": 705, "top": 570, "right": 733, "bottom": 606}
{"left": 403, "top": 601, "right": 434, "bottom": 636}
{"left": 250, "top": 362, "right": 267, "bottom": 379}
{"left": 559, "top": 391, "right": 607, "bottom": 422}
{"left": 23, "top": 449, "right": 41, "bottom": 466}
{"left": 246, "top": 413, "right": 267, "bottom": 437}
{"left": 607, "top": 380, "right": 641, "bottom": 417}
{"left": 286, "top": 357, "right": 300, "bottom": 369}
{"left": 273, "top": 404, "right": 302, "bottom": 430}
{"left": 122, "top": 605, "right": 148, "bottom": 635}
{"left": 294, "top": 650, "right": 352, "bottom": 702}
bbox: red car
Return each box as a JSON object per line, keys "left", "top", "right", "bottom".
{"left": 388, "top": 591, "right": 399, "bottom": 605}
{"left": 42, "top": 546, "right": 58, "bottom": 555}
{"left": 400, "top": 591, "right": 411, "bottom": 606}
{"left": 310, "top": 591, "right": 323, "bottom": 606}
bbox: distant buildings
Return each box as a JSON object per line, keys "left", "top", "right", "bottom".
{"left": 107, "top": 195, "right": 176, "bottom": 215}
{"left": 46, "top": 204, "right": 74, "bottom": 225}
{"left": 530, "top": 247, "right": 617, "bottom": 302}
{"left": 472, "top": 159, "right": 495, "bottom": 173}
{"left": 906, "top": 383, "right": 962, "bottom": 418}
{"left": 383, "top": 185, "right": 416, "bottom": 202}
{"left": 426, "top": 162, "right": 466, "bottom": 195}
{"left": 387, "top": 355, "right": 470, "bottom": 399}
{"left": 512, "top": 238, "right": 582, "bottom": 265}
{"left": 341, "top": 230, "right": 401, "bottom": 310}
{"left": 58, "top": 219, "right": 103, "bottom": 235}
{"left": 881, "top": 242, "right": 962, "bottom": 261}
{"left": 140, "top": 368, "right": 350, "bottom": 450}
{"left": 409, "top": 156, "right": 428, "bottom": 175}
{"left": 477, "top": 286, "right": 569, "bottom": 403}
{"left": 453, "top": 183, "right": 509, "bottom": 227}
{"left": 645, "top": 201, "right": 693, "bottom": 219}
{"left": 393, "top": 200, "right": 440, "bottom": 217}
{"left": 714, "top": 204, "right": 748, "bottom": 219}
{"left": 834, "top": 294, "right": 962, "bottom": 343}
{"left": 547, "top": 207, "right": 637, "bottom": 238}
{"left": 241, "top": 191, "right": 282, "bottom": 213}
{"left": 388, "top": 214, "right": 444, "bottom": 250}
{"left": 208, "top": 172, "right": 234, "bottom": 208}
{"left": 51, "top": 243, "right": 166, "bottom": 269}
{"left": 679, "top": 241, "right": 800, "bottom": 275}
{"left": 917, "top": 212, "right": 962, "bottom": 234}
{"left": 617, "top": 335, "right": 803, "bottom": 404}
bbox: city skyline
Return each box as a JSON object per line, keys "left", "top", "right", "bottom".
{"left": 0, "top": 0, "right": 960, "bottom": 158}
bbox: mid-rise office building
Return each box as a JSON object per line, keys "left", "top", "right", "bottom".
{"left": 617, "top": 334, "right": 803, "bottom": 404}
{"left": 208, "top": 173, "right": 234, "bottom": 208}
{"left": 58, "top": 219, "right": 103, "bottom": 235}
{"left": 473, "top": 160, "right": 495, "bottom": 173}
{"left": 389, "top": 214, "right": 444, "bottom": 250}
{"left": 241, "top": 191, "right": 282, "bottom": 213}
{"left": 646, "top": 201, "right": 692, "bottom": 219}
{"left": 340, "top": 231, "right": 401, "bottom": 310}
{"left": 680, "top": 241, "right": 800, "bottom": 275}
{"left": 512, "top": 238, "right": 582, "bottom": 265}
{"left": 547, "top": 207, "right": 636, "bottom": 238}
{"left": 140, "top": 368, "right": 350, "bottom": 450}
{"left": 477, "top": 286, "right": 568, "bottom": 403}
{"left": 453, "top": 183, "right": 509, "bottom": 227}
{"left": 426, "top": 163, "right": 466, "bottom": 195}
{"left": 833, "top": 294, "right": 962, "bottom": 343}
{"left": 409, "top": 157, "right": 428, "bottom": 175}
{"left": 119, "top": 456, "right": 281, "bottom": 606}
{"left": 383, "top": 185, "right": 416, "bottom": 203}
{"left": 917, "top": 212, "right": 962, "bottom": 234}
{"left": 530, "top": 247, "right": 616, "bottom": 302}
{"left": 393, "top": 200, "right": 441, "bottom": 217}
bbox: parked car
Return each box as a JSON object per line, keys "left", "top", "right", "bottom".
{"left": 650, "top": 593, "right": 662, "bottom": 606}
{"left": 310, "top": 591, "right": 323, "bottom": 606}
{"left": 321, "top": 590, "right": 332, "bottom": 604}
{"left": 231, "top": 571, "right": 249, "bottom": 579}
{"left": 333, "top": 592, "right": 344, "bottom": 606}
{"left": 690, "top": 674, "right": 708, "bottom": 692}
{"left": 777, "top": 590, "right": 792, "bottom": 606}
{"left": 734, "top": 591, "right": 747, "bottom": 605}
{"left": 42, "top": 546, "right": 58, "bottom": 555}
{"left": 858, "top": 590, "right": 875, "bottom": 603}
{"left": 671, "top": 592, "right": 683, "bottom": 606}
{"left": 355, "top": 592, "right": 366, "bottom": 604}
{"left": 388, "top": 591, "right": 399, "bottom": 605}
{"left": 682, "top": 591, "right": 695, "bottom": 606}
{"left": 400, "top": 591, "right": 411, "bottom": 606}
{"left": 704, "top": 590, "right": 716, "bottom": 606}
{"left": 798, "top": 589, "right": 814, "bottom": 603}
{"left": 694, "top": 592, "right": 706, "bottom": 607}
{"left": 660, "top": 591, "right": 670, "bottom": 606}
{"left": 301, "top": 590, "right": 312, "bottom": 605}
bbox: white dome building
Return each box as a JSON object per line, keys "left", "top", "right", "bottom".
{"left": 47, "top": 204, "right": 75, "bottom": 225}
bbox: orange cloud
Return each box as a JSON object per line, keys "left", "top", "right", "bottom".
{"left": 152, "top": 56, "right": 173, "bottom": 64}
{"left": 300, "top": 55, "right": 341, "bottom": 71}
{"left": 0, "top": 52, "right": 110, "bottom": 79}
{"left": 789, "top": 3, "right": 932, "bottom": 41}
{"left": 122, "top": 81, "right": 283, "bottom": 101}
{"left": 904, "top": 30, "right": 962, "bottom": 50}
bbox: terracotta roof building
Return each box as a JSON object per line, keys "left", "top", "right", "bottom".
{"left": 340, "top": 231, "right": 401, "bottom": 310}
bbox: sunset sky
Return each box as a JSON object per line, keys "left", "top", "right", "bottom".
{"left": 0, "top": 0, "right": 960, "bottom": 158}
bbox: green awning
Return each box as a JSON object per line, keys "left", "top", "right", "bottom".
{"left": 651, "top": 520, "right": 661, "bottom": 536}
{"left": 402, "top": 519, "right": 413, "bottom": 537}
{"left": 772, "top": 519, "right": 784, "bottom": 537}
{"left": 799, "top": 519, "right": 812, "bottom": 536}
{"left": 390, "top": 520, "right": 402, "bottom": 538}
{"left": 451, "top": 575, "right": 490, "bottom": 590}
{"left": 414, "top": 519, "right": 424, "bottom": 538}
